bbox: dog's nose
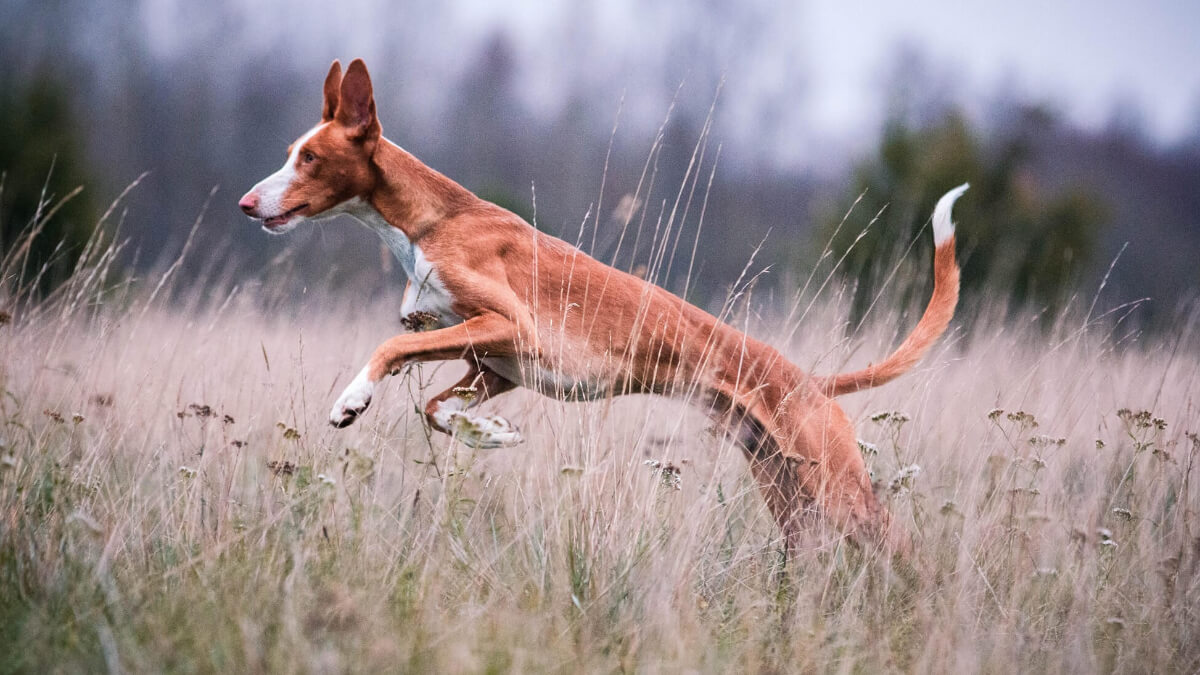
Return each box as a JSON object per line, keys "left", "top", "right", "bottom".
{"left": 238, "top": 191, "right": 259, "bottom": 215}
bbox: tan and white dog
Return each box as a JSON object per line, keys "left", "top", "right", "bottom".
{"left": 239, "top": 59, "right": 967, "bottom": 552}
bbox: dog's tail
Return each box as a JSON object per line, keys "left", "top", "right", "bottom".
{"left": 814, "top": 184, "right": 968, "bottom": 398}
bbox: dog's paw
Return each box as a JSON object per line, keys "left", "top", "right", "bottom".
{"left": 436, "top": 410, "right": 524, "bottom": 449}
{"left": 330, "top": 369, "right": 374, "bottom": 428}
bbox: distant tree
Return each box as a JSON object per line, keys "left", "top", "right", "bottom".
{"left": 815, "top": 107, "right": 1106, "bottom": 328}
{"left": 0, "top": 75, "right": 97, "bottom": 293}
{"left": 447, "top": 32, "right": 527, "bottom": 193}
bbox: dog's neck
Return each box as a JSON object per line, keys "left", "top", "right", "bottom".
{"left": 363, "top": 139, "right": 477, "bottom": 242}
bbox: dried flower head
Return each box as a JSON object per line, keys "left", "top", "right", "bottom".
{"left": 1006, "top": 411, "right": 1039, "bottom": 428}
{"left": 268, "top": 460, "right": 296, "bottom": 476}
{"left": 887, "top": 464, "right": 921, "bottom": 494}
{"left": 400, "top": 311, "right": 440, "bottom": 332}
{"left": 276, "top": 422, "right": 301, "bottom": 440}
{"left": 1118, "top": 409, "right": 1166, "bottom": 430}
{"left": 869, "top": 411, "right": 911, "bottom": 426}
{"left": 857, "top": 439, "right": 879, "bottom": 457}
{"left": 1029, "top": 435, "right": 1066, "bottom": 448}
{"left": 644, "top": 459, "right": 682, "bottom": 490}
{"left": 188, "top": 403, "right": 215, "bottom": 418}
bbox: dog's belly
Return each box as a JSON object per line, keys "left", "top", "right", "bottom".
{"left": 480, "top": 356, "right": 611, "bottom": 401}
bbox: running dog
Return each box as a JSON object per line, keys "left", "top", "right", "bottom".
{"left": 239, "top": 59, "right": 967, "bottom": 552}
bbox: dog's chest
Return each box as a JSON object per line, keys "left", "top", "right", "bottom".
{"left": 384, "top": 232, "right": 459, "bottom": 326}
{"left": 348, "top": 201, "right": 461, "bottom": 329}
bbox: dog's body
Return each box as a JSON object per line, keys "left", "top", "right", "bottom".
{"left": 240, "top": 59, "right": 966, "bottom": 552}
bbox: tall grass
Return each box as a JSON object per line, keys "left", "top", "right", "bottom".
{"left": 1, "top": 178, "right": 1198, "bottom": 674}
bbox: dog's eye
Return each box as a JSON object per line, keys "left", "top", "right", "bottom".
{"left": 303, "top": 151, "right": 316, "bottom": 163}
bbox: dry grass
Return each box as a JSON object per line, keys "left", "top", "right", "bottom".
{"left": 1, "top": 202, "right": 1199, "bottom": 674}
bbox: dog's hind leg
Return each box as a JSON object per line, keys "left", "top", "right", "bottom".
{"left": 788, "top": 397, "right": 911, "bottom": 556}
{"left": 714, "top": 388, "right": 908, "bottom": 555}
{"left": 424, "top": 362, "right": 523, "bottom": 449}
{"left": 743, "top": 444, "right": 813, "bottom": 553}
{"left": 710, "top": 393, "right": 813, "bottom": 551}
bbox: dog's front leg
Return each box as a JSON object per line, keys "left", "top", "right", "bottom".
{"left": 330, "top": 312, "right": 529, "bottom": 428}
{"left": 330, "top": 368, "right": 377, "bottom": 428}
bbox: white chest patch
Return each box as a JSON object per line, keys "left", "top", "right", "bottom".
{"left": 340, "top": 198, "right": 461, "bottom": 329}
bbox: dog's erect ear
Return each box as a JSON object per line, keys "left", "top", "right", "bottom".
{"left": 322, "top": 60, "right": 342, "bottom": 122}
{"left": 336, "top": 59, "right": 380, "bottom": 142}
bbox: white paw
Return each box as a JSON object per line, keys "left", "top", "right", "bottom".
{"left": 330, "top": 368, "right": 374, "bottom": 428}
{"left": 436, "top": 410, "right": 524, "bottom": 449}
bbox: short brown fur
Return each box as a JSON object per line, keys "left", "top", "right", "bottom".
{"left": 242, "top": 59, "right": 963, "bottom": 554}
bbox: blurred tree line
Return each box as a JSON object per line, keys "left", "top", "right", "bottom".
{"left": 0, "top": 0, "right": 1196, "bottom": 324}
{"left": 0, "top": 74, "right": 97, "bottom": 293}
{"left": 817, "top": 107, "right": 1106, "bottom": 328}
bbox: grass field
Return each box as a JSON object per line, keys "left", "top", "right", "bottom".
{"left": 1, "top": 206, "right": 1198, "bottom": 673}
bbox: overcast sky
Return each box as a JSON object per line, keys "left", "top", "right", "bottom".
{"left": 132, "top": 0, "right": 1200, "bottom": 152}
{"left": 389, "top": 0, "right": 1198, "bottom": 172}
{"left": 804, "top": 0, "right": 1200, "bottom": 143}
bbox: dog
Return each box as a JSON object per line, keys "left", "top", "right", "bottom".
{"left": 239, "top": 59, "right": 966, "bottom": 552}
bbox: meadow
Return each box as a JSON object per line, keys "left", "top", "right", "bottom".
{"left": 1, "top": 198, "right": 1198, "bottom": 673}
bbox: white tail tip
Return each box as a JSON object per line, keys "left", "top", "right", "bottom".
{"left": 932, "top": 183, "right": 969, "bottom": 246}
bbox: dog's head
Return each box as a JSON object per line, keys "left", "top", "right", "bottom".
{"left": 239, "top": 59, "right": 381, "bottom": 234}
